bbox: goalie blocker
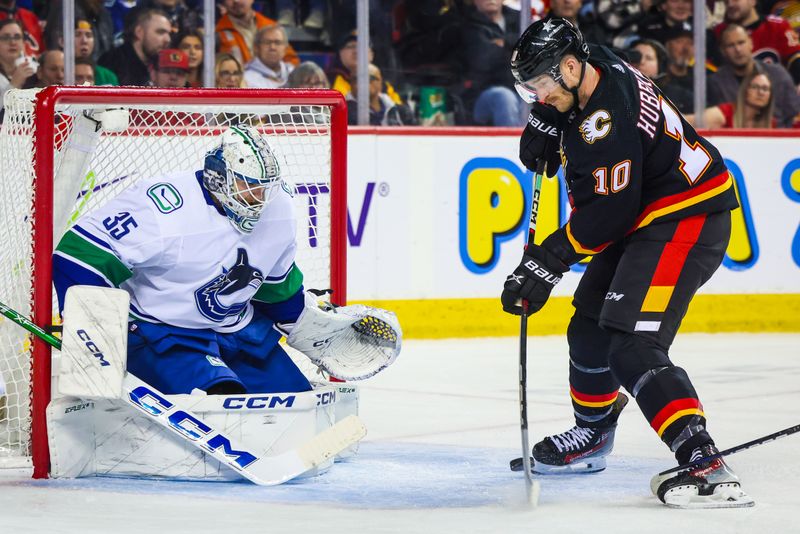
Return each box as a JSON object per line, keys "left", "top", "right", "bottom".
{"left": 46, "top": 287, "right": 401, "bottom": 482}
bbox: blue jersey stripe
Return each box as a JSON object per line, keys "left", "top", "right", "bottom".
{"left": 72, "top": 224, "right": 113, "bottom": 251}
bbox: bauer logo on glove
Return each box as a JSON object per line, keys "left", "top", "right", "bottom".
{"left": 284, "top": 291, "right": 402, "bottom": 381}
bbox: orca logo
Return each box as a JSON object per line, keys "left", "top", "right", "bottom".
{"left": 194, "top": 248, "right": 263, "bottom": 322}
{"left": 579, "top": 110, "right": 612, "bottom": 144}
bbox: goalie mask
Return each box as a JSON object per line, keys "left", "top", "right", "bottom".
{"left": 203, "top": 125, "right": 282, "bottom": 233}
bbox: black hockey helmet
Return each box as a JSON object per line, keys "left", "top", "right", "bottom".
{"left": 510, "top": 17, "right": 590, "bottom": 85}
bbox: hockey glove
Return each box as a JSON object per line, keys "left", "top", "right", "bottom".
{"left": 520, "top": 103, "right": 562, "bottom": 175}
{"left": 501, "top": 244, "right": 569, "bottom": 315}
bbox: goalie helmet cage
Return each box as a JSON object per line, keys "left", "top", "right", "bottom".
{"left": 0, "top": 86, "right": 348, "bottom": 479}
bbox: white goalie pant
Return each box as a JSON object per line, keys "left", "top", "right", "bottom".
{"left": 47, "top": 379, "right": 359, "bottom": 481}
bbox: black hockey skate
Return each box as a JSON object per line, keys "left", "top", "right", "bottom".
{"left": 651, "top": 443, "right": 754, "bottom": 509}
{"left": 510, "top": 392, "right": 629, "bottom": 474}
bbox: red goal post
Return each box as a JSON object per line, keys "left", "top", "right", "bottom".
{"left": 0, "top": 86, "right": 348, "bottom": 478}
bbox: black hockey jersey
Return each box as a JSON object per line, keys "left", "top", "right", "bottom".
{"left": 541, "top": 52, "right": 739, "bottom": 266}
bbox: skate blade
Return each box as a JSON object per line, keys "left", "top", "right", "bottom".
{"left": 663, "top": 483, "right": 755, "bottom": 509}
{"left": 510, "top": 456, "right": 606, "bottom": 474}
{"left": 534, "top": 457, "right": 606, "bottom": 475}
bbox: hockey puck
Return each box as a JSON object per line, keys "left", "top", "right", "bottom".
{"left": 510, "top": 456, "right": 533, "bottom": 472}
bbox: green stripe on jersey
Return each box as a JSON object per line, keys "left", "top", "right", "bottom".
{"left": 56, "top": 230, "right": 133, "bottom": 286}
{"left": 253, "top": 263, "right": 303, "bottom": 303}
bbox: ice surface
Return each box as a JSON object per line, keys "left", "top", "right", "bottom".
{"left": 2, "top": 333, "right": 798, "bottom": 533}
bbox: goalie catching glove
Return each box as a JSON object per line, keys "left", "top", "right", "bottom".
{"left": 282, "top": 291, "right": 402, "bottom": 380}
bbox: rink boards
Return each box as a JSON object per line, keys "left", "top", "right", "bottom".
{"left": 344, "top": 129, "right": 800, "bottom": 337}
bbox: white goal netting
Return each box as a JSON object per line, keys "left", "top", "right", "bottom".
{"left": 0, "top": 87, "right": 346, "bottom": 475}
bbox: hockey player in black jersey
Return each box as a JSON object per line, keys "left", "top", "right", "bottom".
{"left": 501, "top": 17, "right": 752, "bottom": 508}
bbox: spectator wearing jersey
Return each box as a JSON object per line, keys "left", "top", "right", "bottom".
{"left": 216, "top": 0, "right": 299, "bottom": 66}
{"left": 0, "top": 0, "right": 42, "bottom": 56}
{"left": 709, "top": 24, "right": 800, "bottom": 127}
{"left": 244, "top": 24, "right": 294, "bottom": 88}
{"left": 456, "top": 0, "right": 525, "bottom": 126}
{"left": 215, "top": 53, "right": 245, "bottom": 88}
{"left": 149, "top": 47, "right": 189, "bottom": 88}
{"left": 688, "top": 71, "right": 776, "bottom": 128}
{"left": 714, "top": 0, "right": 800, "bottom": 84}
{"left": 176, "top": 29, "right": 203, "bottom": 87}
{"left": 98, "top": 8, "right": 171, "bottom": 86}
{"left": 346, "top": 63, "right": 417, "bottom": 126}
{"left": 44, "top": 0, "right": 115, "bottom": 60}
{"left": 74, "top": 56, "right": 95, "bottom": 85}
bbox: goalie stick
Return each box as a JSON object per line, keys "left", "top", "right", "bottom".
{"left": 0, "top": 295, "right": 367, "bottom": 485}
{"left": 514, "top": 159, "right": 547, "bottom": 506}
{"left": 657, "top": 423, "right": 800, "bottom": 477}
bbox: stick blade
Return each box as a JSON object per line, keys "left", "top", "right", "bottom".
{"left": 296, "top": 415, "right": 367, "bottom": 469}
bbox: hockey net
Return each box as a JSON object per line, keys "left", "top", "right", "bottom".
{"left": 0, "top": 87, "right": 347, "bottom": 477}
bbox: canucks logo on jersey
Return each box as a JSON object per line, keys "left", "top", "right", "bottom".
{"left": 194, "top": 248, "right": 264, "bottom": 322}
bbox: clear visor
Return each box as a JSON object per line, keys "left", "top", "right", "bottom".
{"left": 514, "top": 73, "right": 561, "bottom": 104}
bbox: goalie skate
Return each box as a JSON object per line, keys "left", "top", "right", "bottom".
{"left": 511, "top": 393, "right": 629, "bottom": 474}
{"left": 651, "top": 443, "right": 754, "bottom": 509}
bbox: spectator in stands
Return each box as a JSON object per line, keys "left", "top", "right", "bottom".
{"left": 129, "top": 0, "right": 202, "bottom": 36}
{"left": 714, "top": 0, "right": 800, "bottom": 84}
{"left": 215, "top": 52, "right": 245, "bottom": 87}
{"left": 0, "top": 19, "right": 35, "bottom": 111}
{"left": 105, "top": 0, "right": 137, "bottom": 43}
{"left": 709, "top": 24, "right": 800, "bottom": 127}
{"left": 687, "top": 71, "right": 775, "bottom": 128}
{"left": 285, "top": 61, "right": 329, "bottom": 88}
{"left": 638, "top": 0, "right": 724, "bottom": 66}
{"left": 630, "top": 38, "right": 694, "bottom": 111}
{"left": 657, "top": 20, "right": 709, "bottom": 113}
{"left": 244, "top": 24, "right": 294, "bottom": 88}
{"left": 24, "top": 49, "right": 64, "bottom": 87}
{"left": 276, "top": 0, "right": 327, "bottom": 30}
{"left": 74, "top": 56, "right": 95, "bottom": 85}
{"left": 328, "top": 30, "right": 403, "bottom": 105}
{"left": 278, "top": 61, "right": 330, "bottom": 125}
{"left": 393, "top": 0, "right": 462, "bottom": 87}
{"left": 149, "top": 47, "right": 189, "bottom": 88}
{"left": 457, "top": 0, "right": 524, "bottom": 126}
{"left": 638, "top": 0, "right": 692, "bottom": 43}
{"left": 0, "top": 0, "right": 42, "bottom": 56}
{"left": 44, "top": 0, "right": 115, "bottom": 59}
{"left": 593, "top": 0, "right": 648, "bottom": 49}
{"left": 546, "top": 0, "right": 609, "bottom": 45}
{"left": 346, "top": 63, "right": 416, "bottom": 126}
{"left": 56, "top": 18, "right": 119, "bottom": 85}
{"left": 216, "top": 0, "right": 298, "bottom": 66}
{"left": 98, "top": 8, "right": 171, "bottom": 86}
{"left": 176, "top": 29, "right": 202, "bottom": 87}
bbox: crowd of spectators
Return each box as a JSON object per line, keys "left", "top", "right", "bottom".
{"left": 0, "top": 0, "right": 798, "bottom": 128}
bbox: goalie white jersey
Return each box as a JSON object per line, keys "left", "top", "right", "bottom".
{"left": 53, "top": 170, "right": 303, "bottom": 332}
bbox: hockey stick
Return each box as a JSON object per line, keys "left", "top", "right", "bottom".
{"left": 516, "top": 159, "right": 546, "bottom": 506}
{"left": 658, "top": 423, "right": 800, "bottom": 477}
{"left": 0, "top": 295, "right": 366, "bottom": 485}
